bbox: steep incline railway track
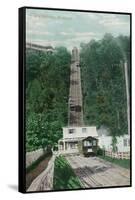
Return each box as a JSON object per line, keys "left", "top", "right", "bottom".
{"left": 68, "top": 47, "right": 83, "bottom": 126}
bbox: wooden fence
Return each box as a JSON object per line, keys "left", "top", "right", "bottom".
{"left": 27, "top": 154, "right": 56, "bottom": 192}
{"left": 105, "top": 151, "right": 130, "bottom": 159}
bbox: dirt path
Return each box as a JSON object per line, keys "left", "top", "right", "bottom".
{"left": 65, "top": 155, "right": 130, "bottom": 188}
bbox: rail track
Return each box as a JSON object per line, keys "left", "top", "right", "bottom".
{"left": 65, "top": 155, "right": 130, "bottom": 188}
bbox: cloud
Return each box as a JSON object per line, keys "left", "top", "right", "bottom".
{"left": 98, "top": 14, "right": 129, "bottom": 27}
{"left": 59, "top": 31, "right": 95, "bottom": 37}
{"left": 26, "top": 8, "right": 130, "bottom": 50}
{"left": 60, "top": 32, "right": 72, "bottom": 36}
{"left": 75, "top": 32, "right": 96, "bottom": 37}
{"left": 28, "top": 30, "right": 52, "bottom": 35}
{"left": 68, "top": 35, "right": 93, "bottom": 43}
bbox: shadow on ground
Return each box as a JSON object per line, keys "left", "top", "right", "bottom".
{"left": 8, "top": 184, "right": 18, "bottom": 191}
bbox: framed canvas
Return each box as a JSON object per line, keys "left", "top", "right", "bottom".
{"left": 19, "top": 6, "right": 132, "bottom": 193}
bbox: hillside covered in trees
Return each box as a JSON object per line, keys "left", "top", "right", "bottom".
{"left": 26, "top": 47, "right": 71, "bottom": 152}
{"left": 80, "top": 34, "right": 130, "bottom": 137}
{"left": 26, "top": 34, "right": 130, "bottom": 152}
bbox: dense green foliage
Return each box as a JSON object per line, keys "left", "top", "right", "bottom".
{"left": 26, "top": 34, "right": 130, "bottom": 152}
{"left": 80, "top": 34, "right": 130, "bottom": 137}
{"left": 26, "top": 47, "right": 71, "bottom": 152}
{"left": 53, "top": 156, "right": 83, "bottom": 190}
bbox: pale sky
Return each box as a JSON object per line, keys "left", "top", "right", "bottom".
{"left": 26, "top": 8, "right": 130, "bottom": 50}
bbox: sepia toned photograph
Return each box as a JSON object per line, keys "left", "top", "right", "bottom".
{"left": 19, "top": 7, "right": 131, "bottom": 193}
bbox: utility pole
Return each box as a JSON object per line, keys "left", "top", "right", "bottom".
{"left": 124, "top": 61, "right": 130, "bottom": 135}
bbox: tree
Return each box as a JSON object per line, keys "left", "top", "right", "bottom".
{"left": 26, "top": 47, "right": 71, "bottom": 152}
{"left": 111, "top": 136, "right": 118, "bottom": 153}
{"left": 80, "top": 34, "right": 130, "bottom": 137}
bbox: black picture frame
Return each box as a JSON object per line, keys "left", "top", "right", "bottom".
{"left": 19, "top": 6, "right": 132, "bottom": 193}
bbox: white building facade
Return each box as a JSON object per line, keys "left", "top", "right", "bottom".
{"left": 98, "top": 134, "right": 130, "bottom": 152}
{"left": 58, "top": 126, "right": 98, "bottom": 154}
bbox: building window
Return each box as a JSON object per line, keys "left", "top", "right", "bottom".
{"left": 70, "top": 143, "right": 75, "bottom": 149}
{"left": 84, "top": 141, "right": 87, "bottom": 147}
{"left": 70, "top": 143, "right": 77, "bottom": 149}
{"left": 82, "top": 128, "right": 87, "bottom": 133}
{"left": 69, "top": 129, "right": 75, "bottom": 134}
{"left": 93, "top": 140, "right": 96, "bottom": 146}
{"left": 128, "top": 139, "right": 130, "bottom": 146}
{"left": 88, "top": 141, "right": 92, "bottom": 146}
{"left": 83, "top": 141, "right": 85, "bottom": 146}
{"left": 84, "top": 141, "right": 92, "bottom": 147}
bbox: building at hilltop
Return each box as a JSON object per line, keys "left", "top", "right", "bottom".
{"left": 26, "top": 42, "right": 55, "bottom": 53}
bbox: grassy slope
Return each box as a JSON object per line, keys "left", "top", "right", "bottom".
{"left": 53, "top": 156, "right": 83, "bottom": 190}
{"left": 99, "top": 155, "right": 130, "bottom": 169}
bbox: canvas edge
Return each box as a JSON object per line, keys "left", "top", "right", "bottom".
{"left": 19, "top": 7, "right": 26, "bottom": 193}
{"left": 18, "top": 6, "right": 132, "bottom": 193}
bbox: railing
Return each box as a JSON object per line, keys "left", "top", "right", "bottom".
{"left": 105, "top": 151, "right": 130, "bottom": 159}
{"left": 27, "top": 153, "right": 57, "bottom": 192}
